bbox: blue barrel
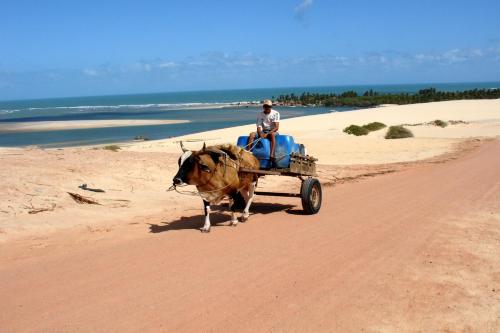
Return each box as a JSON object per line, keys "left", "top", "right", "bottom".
{"left": 274, "top": 135, "right": 295, "bottom": 168}
{"left": 253, "top": 139, "right": 272, "bottom": 169}
{"left": 237, "top": 134, "right": 302, "bottom": 169}
{"left": 236, "top": 135, "right": 272, "bottom": 169}
{"left": 236, "top": 136, "right": 248, "bottom": 149}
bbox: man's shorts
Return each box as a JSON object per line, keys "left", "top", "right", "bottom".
{"left": 252, "top": 130, "right": 278, "bottom": 137}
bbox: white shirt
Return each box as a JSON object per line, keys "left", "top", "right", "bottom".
{"left": 257, "top": 109, "right": 280, "bottom": 131}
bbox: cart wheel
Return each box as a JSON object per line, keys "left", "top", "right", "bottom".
{"left": 301, "top": 178, "right": 322, "bottom": 214}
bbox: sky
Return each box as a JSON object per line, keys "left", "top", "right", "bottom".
{"left": 1, "top": 0, "right": 500, "bottom": 100}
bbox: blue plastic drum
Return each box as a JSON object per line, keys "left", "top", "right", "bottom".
{"left": 237, "top": 134, "right": 302, "bottom": 169}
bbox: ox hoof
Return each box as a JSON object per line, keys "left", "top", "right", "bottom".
{"left": 239, "top": 216, "right": 249, "bottom": 223}
{"left": 230, "top": 221, "right": 238, "bottom": 227}
{"left": 200, "top": 228, "right": 211, "bottom": 233}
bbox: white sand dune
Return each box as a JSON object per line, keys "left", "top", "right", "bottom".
{"left": 124, "top": 99, "right": 500, "bottom": 164}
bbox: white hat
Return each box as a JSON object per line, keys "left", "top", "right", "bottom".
{"left": 263, "top": 99, "right": 273, "bottom": 107}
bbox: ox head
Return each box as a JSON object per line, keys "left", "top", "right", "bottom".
{"left": 173, "top": 142, "right": 225, "bottom": 186}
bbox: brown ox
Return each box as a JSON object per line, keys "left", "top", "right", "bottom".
{"left": 173, "top": 142, "right": 260, "bottom": 233}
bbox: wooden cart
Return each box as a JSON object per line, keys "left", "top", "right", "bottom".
{"left": 240, "top": 152, "right": 322, "bottom": 214}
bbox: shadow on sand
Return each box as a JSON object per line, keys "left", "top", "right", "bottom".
{"left": 149, "top": 202, "right": 297, "bottom": 233}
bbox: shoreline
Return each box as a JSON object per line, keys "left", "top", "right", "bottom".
{"left": 2, "top": 99, "right": 499, "bottom": 163}
{"left": 0, "top": 119, "right": 189, "bottom": 133}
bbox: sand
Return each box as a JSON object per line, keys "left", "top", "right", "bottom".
{"left": 0, "top": 99, "right": 499, "bottom": 331}
{"left": 1, "top": 139, "right": 499, "bottom": 332}
{"left": 124, "top": 99, "right": 500, "bottom": 164}
{"left": 1, "top": 99, "right": 499, "bottom": 240}
{"left": 0, "top": 119, "right": 189, "bottom": 132}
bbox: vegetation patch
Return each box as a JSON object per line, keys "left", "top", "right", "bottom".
{"left": 103, "top": 145, "right": 121, "bottom": 152}
{"left": 449, "top": 120, "right": 468, "bottom": 125}
{"left": 362, "top": 122, "right": 387, "bottom": 131}
{"left": 385, "top": 126, "right": 414, "bottom": 139}
{"left": 343, "top": 125, "right": 370, "bottom": 136}
{"left": 275, "top": 87, "right": 500, "bottom": 107}
{"left": 401, "top": 123, "right": 423, "bottom": 127}
{"left": 344, "top": 122, "right": 388, "bottom": 136}
{"left": 133, "top": 135, "right": 150, "bottom": 141}
{"left": 430, "top": 119, "right": 448, "bottom": 127}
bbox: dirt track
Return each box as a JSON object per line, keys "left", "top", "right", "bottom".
{"left": 1, "top": 141, "right": 499, "bottom": 332}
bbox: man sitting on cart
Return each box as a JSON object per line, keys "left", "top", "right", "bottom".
{"left": 248, "top": 99, "right": 280, "bottom": 162}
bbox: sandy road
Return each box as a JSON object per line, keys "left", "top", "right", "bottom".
{"left": 1, "top": 141, "right": 499, "bottom": 332}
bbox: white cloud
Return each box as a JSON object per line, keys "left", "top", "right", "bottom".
{"left": 83, "top": 69, "right": 99, "bottom": 76}
{"left": 294, "top": 0, "right": 313, "bottom": 26}
{"left": 442, "top": 49, "right": 467, "bottom": 63}
{"left": 295, "top": 0, "right": 313, "bottom": 12}
{"left": 78, "top": 47, "right": 500, "bottom": 81}
{"left": 413, "top": 47, "right": 498, "bottom": 65}
{"left": 72, "top": 46, "right": 500, "bottom": 84}
{"left": 471, "top": 49, "right": 484, "bottom": 57}
{"left": 158, "top": 62, "right": 178, "bottom": 68}
{"left": 176, "top": 47, "right": 499, "bottom": 71}
{"left": 4, "top": 45, "right": 500, "bottom": 100}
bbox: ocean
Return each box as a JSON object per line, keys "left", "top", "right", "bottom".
{"left": 1, "top": 82, "right": 498, "bottom": 147}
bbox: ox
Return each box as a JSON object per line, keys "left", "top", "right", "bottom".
{"left": 173, "top": 142, "right": 260, "bottom": 233}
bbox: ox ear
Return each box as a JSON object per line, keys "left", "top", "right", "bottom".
{"left": 208, "top": 151, "right": 222, "bottom": 164}
{"left": 204, "top": 146, "right": 225, "bottom": 165}
{"left": 180, "top": 141, "right": 188, "bottom": 152}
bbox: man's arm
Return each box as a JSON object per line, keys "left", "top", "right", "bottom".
{"left": 256, "top": 114, "right": 262, "bottom": 135}
{"left": 270, "top": 112, "right": 280, "bottom": 133}
{"left": 256, "top": 115, "right": 267, "bottom": 138}
{"left": 257, "top": 126, "right": 265, "bottom": 138}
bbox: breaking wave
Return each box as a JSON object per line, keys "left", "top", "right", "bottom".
{"left": 0, "top": 102, "right": 257, "bottom": 116}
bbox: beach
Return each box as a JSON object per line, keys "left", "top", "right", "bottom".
{"left": 126, "top": 99, "right": 500, "bottom": 164}
{"left": 0, "top": 119, "right": 189, "bottom": 132}
{"left": 1, "top": 99, "right": 499, "bottom": 332}
{"left": 1, "top": 99, "right": 498, "bottom": 239}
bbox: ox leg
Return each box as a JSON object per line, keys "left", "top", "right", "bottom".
{"left": 201, "top": 200, "right": 211, "bottom": 233}
{"left": 241, "top": 181, "right": 257, "bottom": 222}
{"left": 239, "top": 189, "right": 249, "bottom": 222}
{"left": 230, "top": 211, "right": 238, "bottom": 227}
{"left": 227, "top": 197, "right": 238, "bottom": 227}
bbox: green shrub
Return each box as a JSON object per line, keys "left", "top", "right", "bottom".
{"left": 362, "top": 122, "right": 387, "bottom": 131}
{"left": 430, "top": 119, "right": 448, "bottom": 127}
{"left": 103, "top": 145, "right": 121, "bottom": 152}
{"left": 385, "top": 126, "right": 414, "bottom": 139}
{"left": 343, "top": 125, "right": 370, "bottom": 136}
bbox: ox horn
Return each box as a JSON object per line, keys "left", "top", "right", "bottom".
{"left": 202, "top": 142, "right": 206, "bottom": 151}
{"left": 180, "top": 141, "right": 188, "bottom": 152}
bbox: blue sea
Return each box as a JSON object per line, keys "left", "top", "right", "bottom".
{"left": 1, "top": 82, "right": 498, "bottom": 147}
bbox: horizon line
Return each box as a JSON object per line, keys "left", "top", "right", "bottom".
{"left": 1, "top": 80, "right": 500, "bottom": 103}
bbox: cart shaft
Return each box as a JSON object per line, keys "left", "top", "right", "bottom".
{"left": 254, "top": 191, "right": 301, "bottom": 198}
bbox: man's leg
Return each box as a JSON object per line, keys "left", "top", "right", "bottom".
{"left": 268, "top": 132, "right": 276, "bottom": 159}
{"left": 247, "top": 132, "right": 256, "bottom": 151}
